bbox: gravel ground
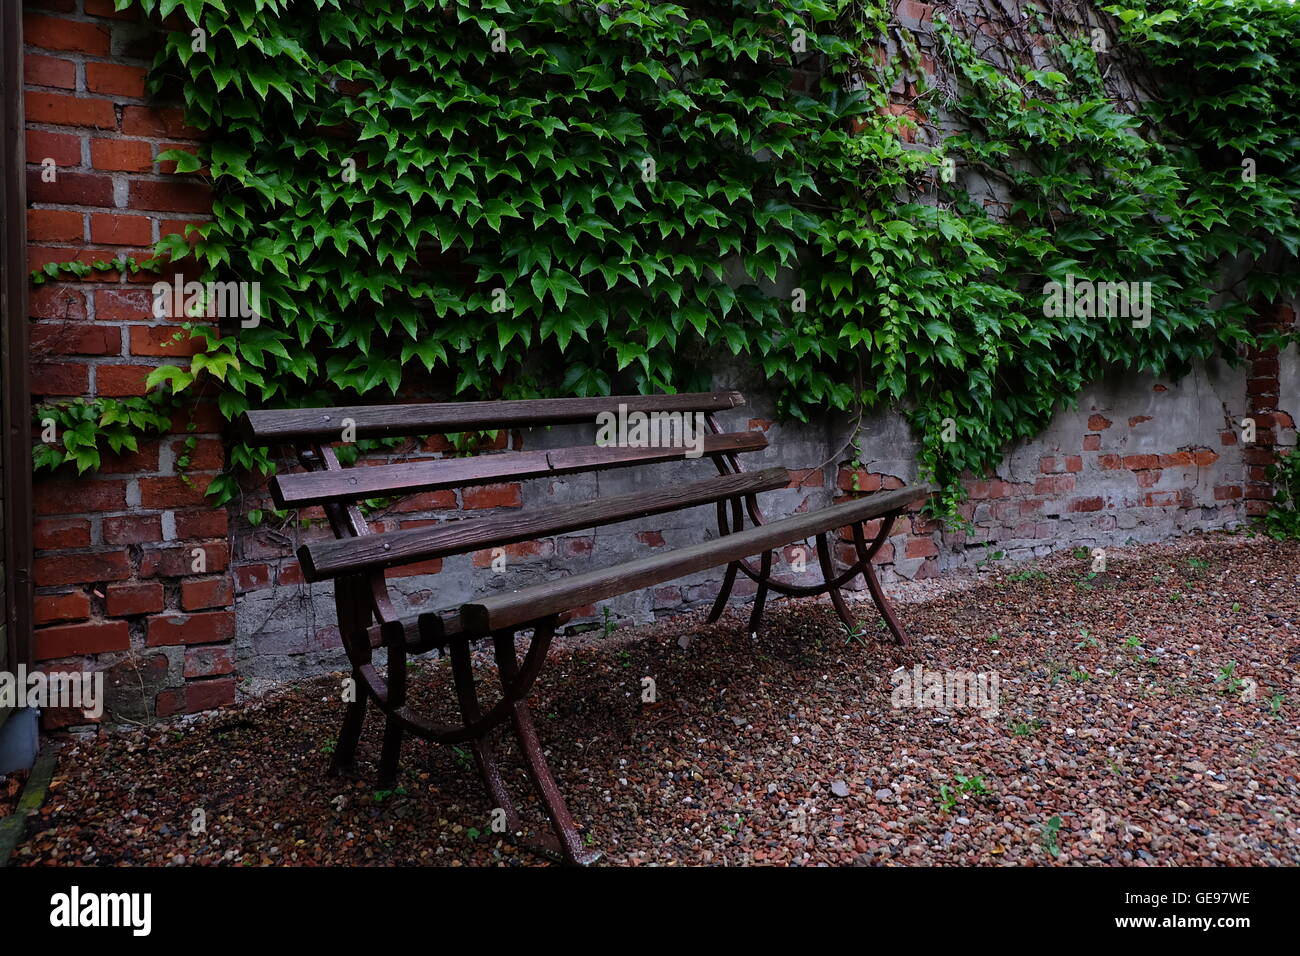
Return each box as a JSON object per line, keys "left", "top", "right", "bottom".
{"left": 11, "top": 531, "right": 1300, "bottom": 866}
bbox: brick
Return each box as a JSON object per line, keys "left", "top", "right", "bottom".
{"left": 34, "top": 591, "right": 91, "bottom": 625}
{"left": 154, "top": 688, "right": 184, "bottom": 718}
{"left": 129, "top": 324, "right": 204, "bottom": 356}
{"left": 96, "top": 364, "right": 154, "bottom": 397}
{"left": 463, "top": 483, "right": 522, "bottom": 509}
{"left": 89, "top": 137, "right": 152, "bottom": 172}
{"left": 1067, "top": 497, "right": 1105, "bottom": 513}
{"left": 24, "top": 12, "right": 111, "bottom": 53}
{"left": 181, "top": 577, "right": 233, "bottom": 611}
{"left": 1098, "top": 454, "right": 1123, "bottom": 470}
{"left": 121, "top": 105, "right": 205, "bottom": 139}
{"left": 234, "top": 563, "right": 272, "bottom": 592}
{"left": 32, "top": 361, "right": 88, "bottom": 395}
{"left": 159, "top": 218, "right": 210, "bottom": 246}
{"left": 26, "top": 129, "right": 81, "bottom": 167}
{"left": 85, "top": 62, "right": 148, "bottom": 98}
{"left": 139, "top": 474, "right": 213, "bottom": 509}
{"left": 34, "top": 517, "right": 91, "bottom": 549}
{"left": 32, "top": 321, "right": 119, "bottom": 357}
{"left": 1123, "top": 454, "right": 1159, "bottom": 470}
{"left": 1192, "top": 449, "right": 1219, "bottom": 467}
{"left": 26, "top": 169, "right": 114, "bottom": 206}
{"left": 98, "top": 442, "right": 160, "bottom": 475}
{"left": 905, "top": 536, "right": 938, "bottom": 558}
{"left": 184, "top": 646, "right": 234, "bottom": 678}
{"left": 105, "top": 581, "right": 164, "bottom": 617}
{"left": 1129, "top": 415, "right": 1152, "bottom": 427}
{"left": 146, "top": 610, "right": 235, "bottom": 647}
{"left": 95, "top": 288, "right": 154, "bottom": 320}
{"left": 1135, "top": 469, "right": 1162, "bottom": 488}
{"left": 24, "top": 53, "right": 76, "bottom": 89}
{"left": 24, "top": 91, "right": 116, "bottom": 128}
{"left": 278, "top": 562, "right": 305, "bottom": 586}
{"left": 386, "top": 558, "right": 444, "bottom": 578}
{"left": 1082, "top": 434, "right": 1100, "bottom": 451}
{"left": 1033, "top": 474, "right": 1074, "bottom": 495}
{"left": 173, "top": 437, "right": 223, "bottom": 471}
{"left": 29, "top": 284, "right": 87, "bottom": 321}
{"left": 35, "top": 478, "right": 127, "bottom": 514}
{"left": 140, "top": 542, "right": 228, "bottom": 578}
{"left": 89, "top": 212, "right": 151, "bottom": 246}
{"left": 837, "top": 468, "right": 881, "bottom": 493}
{"left": 36, "top": 551, "right": 130, "bottom": 586}
{"left": 636, "top": 530, "right": 666, "bottom": 547}
{"left": 174, "top": 509, "right": 228, "bottom": 538}
{"left": 35, "top": 619, "right": 129, "bottom": 660}
{"left": 102, "top": 513, "right": 162, "bottom": 545}
{"left": 129, "top": 179, "right": 212, "bottom": 214}
{"left": 559, "top": 536, "right": 593, "bottom": 559}
{"left": 1214, "top": 485, "right": 1242, "bottom": 500}
{"left": 183, "top": 678, "right": 236, "bottom": 714}
{"left": 471, "top": 540, "right": 546, "bottom": 568}
{"left": 1157, "top": 452, "right": 1193, "bottom": 467}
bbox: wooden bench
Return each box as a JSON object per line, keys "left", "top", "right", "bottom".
{"left": 241, "top": 391, "right": 930, "bottom": 864}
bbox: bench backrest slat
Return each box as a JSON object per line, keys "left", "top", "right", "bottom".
{"left": 270, "top": 431, "right": 767, "bottom": 509}
{"left": 241, "top": 391, "right": 745, "bottom": 446}
{"left": 298, "top": 467, "right": 791, "bottom": 581}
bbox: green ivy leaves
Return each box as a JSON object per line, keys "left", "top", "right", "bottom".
{"left": 63, "top": 0, "right": 1293, "bottom": 523}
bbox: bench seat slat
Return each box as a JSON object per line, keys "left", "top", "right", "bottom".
{"left": 270, "top": 431, "right": 768, "bottom": 509}
{"left": 456, "top": 484, "right": 932, "bottom": 633}
{"left": 241, "top": 391, "right": 744, "bottom": 445}
{"left": 299, "top": 467, "right": 791, "bottom": 581}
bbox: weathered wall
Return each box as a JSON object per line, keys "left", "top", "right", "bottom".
{"left": 22, "top": 0, "right": 1300, "bottom": 723}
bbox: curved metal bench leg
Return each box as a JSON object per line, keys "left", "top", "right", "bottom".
{"left": 449, "top": 636, "right": 522, "bottom": 832}
{"left": 330, "top": 688, "right": 367, "bottom": 776}
{"left": 815, "top": 532, "right": 855, "bottom": 630}
{"left": 492, "top": 627, "right": 600, "bottom": 865}
{"left": 330, "top": 574, "right": 374, "bottom": 775}
{"left": 863, "top": 561, "right": 911, "bottom": 647}
{"left": 852, "top": 515, "right": 911, "bottom": 648}
{"left": 378, "top": 628, "right": 407, "bottom": 789}
{"left": 707, "top": 561, "right": 740, "bottom": 623}
{"left": 747, "top": 550, "right": 773, "bottom": 634}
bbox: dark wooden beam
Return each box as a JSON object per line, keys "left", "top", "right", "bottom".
{"left": 270, "top": 430, "right": 768, "bottom": 508}
{"left": 241, "top": 391, "right": 746, "bottom": 445}
{"left": 458, "top": 485, "right": 932, "bottom": 632}
{"left": 300, "top": 467, "right": 791, "bottom": 580}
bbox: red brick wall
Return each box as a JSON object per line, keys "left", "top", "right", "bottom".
{"left": 24, "top": 0, "right": 233, "bottom": 727}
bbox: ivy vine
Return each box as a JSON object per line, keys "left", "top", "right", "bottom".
{"left": 33, "top": 0, "right": 1297, "bottom": 519}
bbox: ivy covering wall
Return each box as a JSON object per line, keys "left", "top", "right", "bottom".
{"left": 35, "top": 0, "right": 1300, "bottom": 517}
